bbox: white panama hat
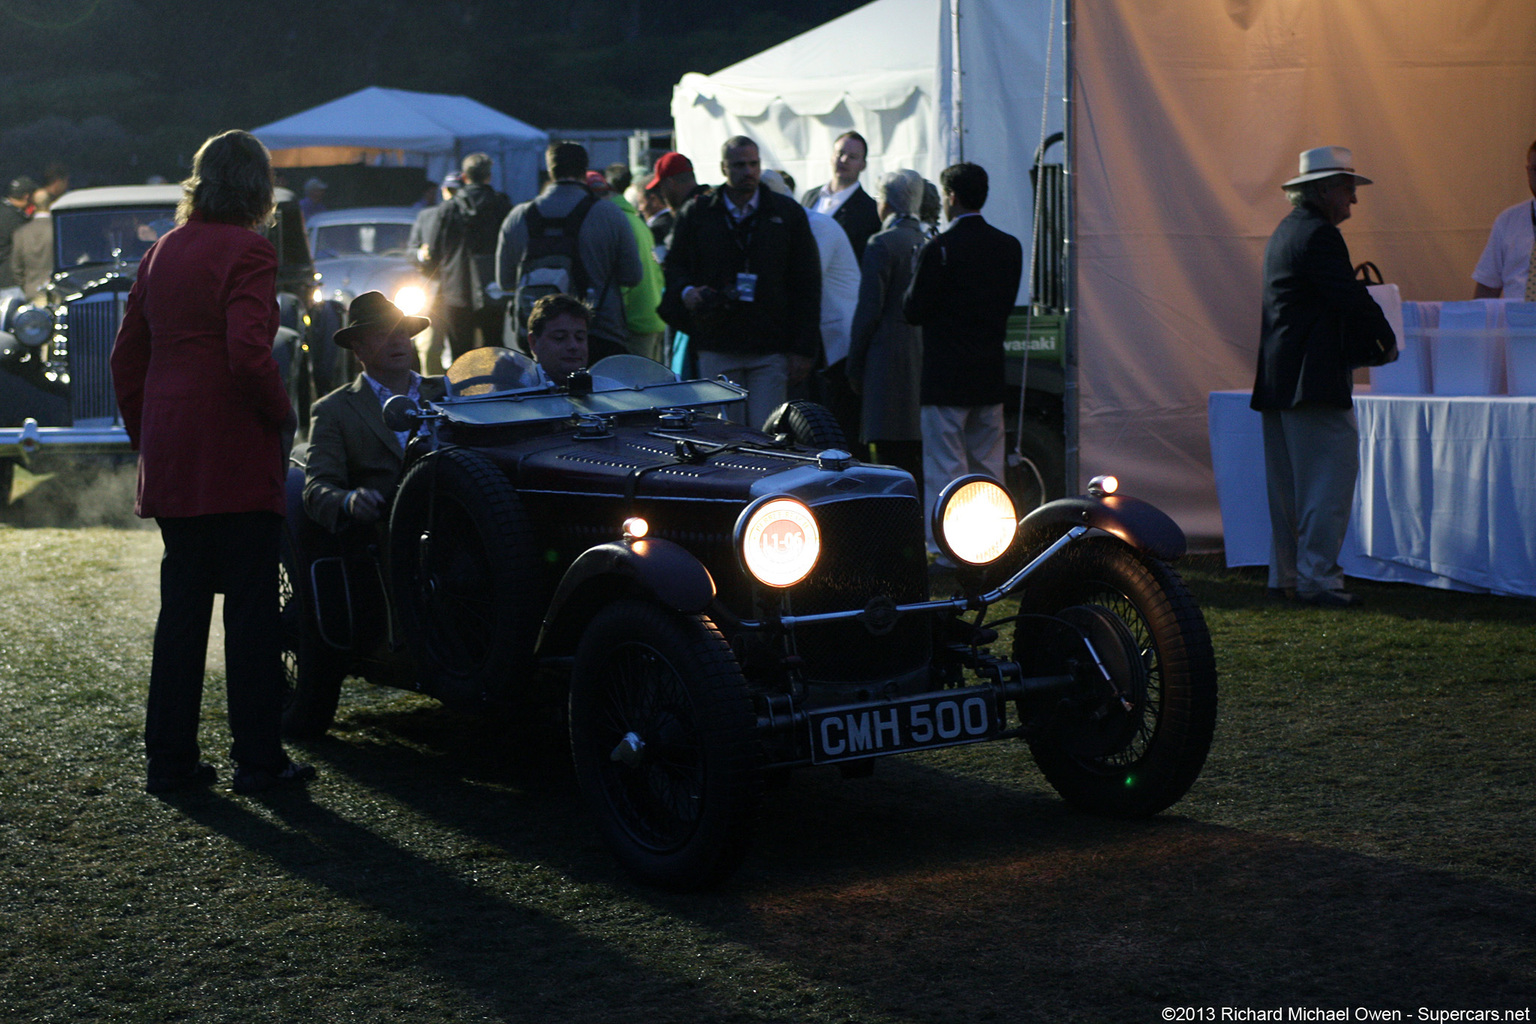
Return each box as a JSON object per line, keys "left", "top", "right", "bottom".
{"left": 1282, "top": 146, "right": 1373, "bottom": 188}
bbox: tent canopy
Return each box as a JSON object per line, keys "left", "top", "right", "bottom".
{"left": 672, "top": 0, "right": 1065, "bottom": 306}
{"left": 252, "top": 87, "right": 548, "bottom": 202}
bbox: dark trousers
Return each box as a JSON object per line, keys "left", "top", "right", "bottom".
{"left": 442, "top": 304, "right": 480, "bottom": 361}
{"left": 146, "top": 511, "right": 287, "bottom": 776}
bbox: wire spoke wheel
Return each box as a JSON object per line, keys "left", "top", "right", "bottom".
{"left": 1017, "top": 536, "right": 1217, "bottom": 816}
{"left": 570, "top": 601, "right": 761, "bottom": 890}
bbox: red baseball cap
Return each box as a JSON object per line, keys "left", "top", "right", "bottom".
{"left": 645, "top": 152, "right": 693, "bottom": 190}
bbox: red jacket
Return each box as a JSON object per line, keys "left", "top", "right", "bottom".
{"left": 111, "top": 215, "right": 292, "bottom": 518}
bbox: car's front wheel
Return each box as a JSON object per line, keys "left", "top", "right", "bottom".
{"left": 569, "top": 600, "right": 762, "bottom": 890}
{"left": 1015, "top": 536, "right": 1217, "bottom": 817}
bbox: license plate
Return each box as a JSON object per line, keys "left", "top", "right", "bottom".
{"left": 808, "top": 688, "right": 999, "bottom": 764}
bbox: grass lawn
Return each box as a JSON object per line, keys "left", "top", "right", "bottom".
{"left": 0, "top": 525, "right": 1532, "bottom": 1023}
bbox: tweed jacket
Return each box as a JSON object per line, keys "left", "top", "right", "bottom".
{"left": 303, "top": 373, "right": 447, "bottom": 532}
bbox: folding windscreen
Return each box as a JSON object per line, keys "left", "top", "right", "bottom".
{"left": 1072, "top": 0, "right": 1536, "bottom": 546}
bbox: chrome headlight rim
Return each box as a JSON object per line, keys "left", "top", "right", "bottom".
{"left": 734, "top": 494, "right": 822, "bottom": 589}
{"left": 931, "top": 474, "right": 1019, "bottom": 568}
{"left": 13, "top": 306, "right": 52, "bottom": 348}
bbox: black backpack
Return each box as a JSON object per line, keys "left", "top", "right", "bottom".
{"left": 512, "top": 194, "right": 599, "bottom": 338}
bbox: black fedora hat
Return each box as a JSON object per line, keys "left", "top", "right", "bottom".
{"left": 333, "top": 291, "right": 430, "bottom": 350}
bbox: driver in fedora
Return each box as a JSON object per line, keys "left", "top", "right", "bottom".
{"left": 303, "top": 291, "right": 447, "bottom": 532}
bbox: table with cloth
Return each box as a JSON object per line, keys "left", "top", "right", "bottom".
{"left": 1209, "top": 299, "right": 1536, "bottom": 598}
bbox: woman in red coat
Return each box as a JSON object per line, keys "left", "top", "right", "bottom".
{"left": 111, "top": 130, "right": 315, "bottom": 795}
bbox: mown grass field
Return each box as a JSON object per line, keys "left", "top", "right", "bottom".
{"left": 1, "top": 515, "right": 1532, "bottom": 1023}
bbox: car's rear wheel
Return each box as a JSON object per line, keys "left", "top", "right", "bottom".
{"left": 761, "top": 399, "right": 847, "bottom": 449}
{"left": 389, "top": 447, "right": 542, "bottom": 706}
{"left": 1015, "top": 536, "right": 1217, "bottom": 817}
{"left": 569, "top": 600, "right": 762, "bottom": 890}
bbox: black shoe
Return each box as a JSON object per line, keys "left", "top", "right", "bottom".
{"left": 146, "top": 762, "right": 217, "bottom": 794}
{"left": 232, "top": 760, "right": 316, "bottom": 795}
{"left": 1297, "top": 589, "right": 1362, "bottom": 608}
{"left": 1267, "top": 586, "right": 1296, "bottom": 601}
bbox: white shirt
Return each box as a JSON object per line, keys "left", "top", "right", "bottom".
{"left": 813, "top": 182, "right": 860, "bottom": 220}
{"left": 1472, "top": 199, "right": 1535, "bottom": 297}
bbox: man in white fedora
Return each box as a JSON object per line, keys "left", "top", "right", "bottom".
{"left": 1250, "top": 146, "right": 1398, "bottom": 608}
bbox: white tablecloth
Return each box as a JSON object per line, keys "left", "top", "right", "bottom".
{"left": 1208, "top": 390, "right": 1536, "bottom": 597}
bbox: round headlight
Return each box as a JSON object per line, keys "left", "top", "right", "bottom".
{"left": 737, "top": 497, "right": 820, "bottom": 588}
{"left": 13, "top": 306, "right": 51, "bottom": 348}
{"left": 394, "top": 285, "right": 428, "bottom": 316}
{"left": 934, "top": 476, "right": 1017, "bottom": 566}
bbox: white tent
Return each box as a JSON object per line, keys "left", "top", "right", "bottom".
{"left": 672, "top": 0, "right": 1064, "bottom": 307}
{"left": 674, "top": 0, "right": 1536, "bottom": 549}
{"left": 252, "top": 87, "right": 548, "bottom": 202}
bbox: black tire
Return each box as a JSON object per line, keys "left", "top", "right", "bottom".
{"left": 569, "top": 600, "right": 762, "bottom": 890}
{"left": 389, "top": 447, "right": 542, "bottom": 705}
{"left": 1016, "top": 536, "right": 1217, "bottom": 817}
{"left": 761, "top": 399, "right": 848, "bottom": 449}
{"left": 278, "top": 530, "right": 347, "bottom": 739}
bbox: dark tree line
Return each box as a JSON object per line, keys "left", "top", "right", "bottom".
{"left": 0, "top": 0, "right": 866, "bottom": 186}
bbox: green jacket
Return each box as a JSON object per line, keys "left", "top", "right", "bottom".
{"left": 607, "top": 193, "right": 667, "bottom": 334}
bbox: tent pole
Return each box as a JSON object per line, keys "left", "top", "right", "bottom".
{"left": 1062, "top": 0, "right": 1078, "bottom": 495}
{"left": 951, "top": 0, "right": 964, "bottom": 162}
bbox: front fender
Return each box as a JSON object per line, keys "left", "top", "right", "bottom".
{"left": 537, "top": 538, "right": 717, "bottom": 656}
{"left": 1019, "top": 493, "right": 1186, "bottom": 562}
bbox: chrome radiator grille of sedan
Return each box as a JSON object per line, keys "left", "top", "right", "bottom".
{"left": 64, "top": 293, "right": 125, "bottom": 424}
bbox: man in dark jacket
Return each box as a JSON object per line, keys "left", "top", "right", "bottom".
{"left": 659, "top": 136, "right": 822, "bottom": 430}
{"left": 1252, "top": 146, "right": 1397, "bottom": 608}
{"left": 800, "top": 131, "right": 883, "bottom": 263}
{"left": 430, "top": 153, "right": 511, "bottom": 356}
{"left": 903, "top": 162, "right": 1022, "bottom": 564}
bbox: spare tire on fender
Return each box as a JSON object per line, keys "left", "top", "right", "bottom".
{"left": 761, "top": 399, "right": 848, "bottom": 449}
{"left": 389, "top": 447, "right": 543, "bottom": 707}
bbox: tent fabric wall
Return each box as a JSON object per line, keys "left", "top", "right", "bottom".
{"left": 253, "top": 87, "right": 549, "bottom": 202}
{"left": 1073, "top": 0, "right": 1536, "bottom": 547}
{"left": 671, "top": 0, "right": 1064, "bottom": 306}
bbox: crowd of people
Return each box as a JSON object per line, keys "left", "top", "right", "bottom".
{"left": 402, "top": 133, "right": 1021, "bottom": 566}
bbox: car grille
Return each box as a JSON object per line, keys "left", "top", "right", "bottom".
{"left": 791, "top": 494, "right": 931, "bottom": 684}
{"left": 65, "top": 293, "right": 124, "bottom": 423}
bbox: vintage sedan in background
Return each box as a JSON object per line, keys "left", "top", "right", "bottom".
{"left": 304, "top": 206, "right": 435, "bottom": 395}
{"left": 280, "top": 349, "right": 1219, "bottom": 890}
{"left": 0, "top": 185, "right": 321, "bottom": 499}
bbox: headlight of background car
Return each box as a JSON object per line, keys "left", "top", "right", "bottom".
{"left": 13, "top": 306, "right": 51, "bottom": 348}
{"left": 736, "top": 496, "right": 821, "bottom": 588}
{"left": 393, "top": 285, "right": 428, "bottom": 317}
{"left": 933, "top": 476, "right": 1017, "bottom": 566}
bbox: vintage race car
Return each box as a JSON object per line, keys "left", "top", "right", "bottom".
{"left": 0, "top": 185, "right": 321, "bottom": 497}
{"left": 280, "top": 350, "right": 1217, "bottom": 889}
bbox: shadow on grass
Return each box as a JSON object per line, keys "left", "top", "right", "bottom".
{"left": 279, "top": 697, "right": 1536, "bottom": 1016}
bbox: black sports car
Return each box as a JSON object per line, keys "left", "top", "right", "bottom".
{"left": 281, "top": 349, "right": 1218, "bottom": 889}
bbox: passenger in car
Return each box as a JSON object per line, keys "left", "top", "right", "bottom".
{"left": 303, "top": 291, "right": 446, "bottom": 532}
{"left": 526, "top": 291, "right": 597, "bottom": 386}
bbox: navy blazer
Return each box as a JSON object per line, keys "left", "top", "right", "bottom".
{"left": 902, "top": 214, "right": 1023, "bottom": 407}
{"left": 1252, "top": 205, "right": 1396, "bottom": 411}
{"left": 800, "top": 183, "right": 883, "bottom": 262}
